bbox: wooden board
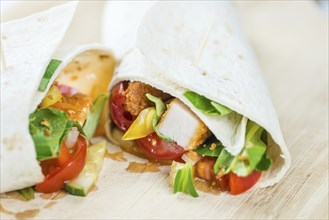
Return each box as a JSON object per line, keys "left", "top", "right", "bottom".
{"left": 1, "top": 1, "right": 328, "bottom": 219}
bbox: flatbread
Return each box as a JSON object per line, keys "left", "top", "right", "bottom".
{"left": 0, "top": 2, "right": 77, "bottom": 193}
{"left": 0, "top": 3, "right": 114, "bottom": 193}
{"left": 108, "top": 2, "right": 290, "bottom": 188}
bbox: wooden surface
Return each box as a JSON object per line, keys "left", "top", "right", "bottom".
{"left": 1, "top": 1, "right": 328, "bottom": 219}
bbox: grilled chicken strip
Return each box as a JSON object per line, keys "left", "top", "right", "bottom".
{"left": 158, "top": 99, "right": 211, "bottom": 150}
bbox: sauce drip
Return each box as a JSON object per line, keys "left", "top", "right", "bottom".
{"left": 195, "top": 179, "right": 221, "bottom": 195}
{"left": 15, "top": 209, "right": 40, "bottom": 220}
{"left": 125, "top": 162, "right": 161, "bottom": 173}
{"left": 0, "top": 204, "right": 15, "bottom": 215}
{"left": 40, "top": 191, "right": 66, "bottom": 200}
{"left": 4, "top": 192, "right": 27, "bottom": 201}
{"left": 106, "top": 151, "right": 127, "bottom": 162}
{"left": 0, "top": 204, "right": 40, "bottom": 220}
{"left": 44, "top": 202, "right": 57, "bottom": 209}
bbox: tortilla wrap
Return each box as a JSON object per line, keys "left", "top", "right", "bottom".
{"left": 1, "top": 3, "right": 114, "bottom": 193}
{"left": 1, "top": 1, "right": 105, "bottom": 49}
{"left": 106, "top": 2, "right": 290, "bottom": 188}
{"left": 101, "top": 1, "right": 155, "bottom": 59}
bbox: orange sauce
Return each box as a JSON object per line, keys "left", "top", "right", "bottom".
{"left": 0, "top": 204, "right": 15, "bottom": 215}
{"left": 44, "top": 202, "right": 57, "bottom": 209}
{"left": 0, "top": 204, "right": 40, "bottom": 219}
{"left": 125, "top": 162, "right": 161, "bottom": 173}
{"left": 15, "top": 209, "right": 40, "bottom": 219}
{"left": 106, "top": 151, "right": 127, "bottom": 162}
{"left": 4, "top": 191, "right": 27, "bottom": 201}
{"left": 40, "top": 191, "right": 66, "bottom": 200}
{"left": 195, "top": 178, "right": 221, "bottom": 195}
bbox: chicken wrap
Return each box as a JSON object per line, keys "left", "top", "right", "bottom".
{"left": 105, "top": 1, "right": 290, "bottom": 196}
{"left": 1, "top": 2, "right": 115, "bottom": 197}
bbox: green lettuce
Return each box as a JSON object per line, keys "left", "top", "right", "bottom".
{"left": 38, "top": 59, "right": 62, "bottom": 92}
{"left": 194, "top": 137, "right": 224, "bottom": 157}
{"left": 146, "top": 93, "right": 173, "bottom": 142}
{"left": 173, "top": 162, "right": 199, "bottom": 198}
{"left": 83, "top": 93, "right": 109, "bottom": 139}
{"left": 29, "top": 108, "right": 86, "bottom": 161}
{"left": 214, "top": 148, "right": 236, "bottom": 175}
{"left": 183, "top": 91, "right": 232, "bottom": 116}
{"left": 29, "top": 108, "right": 68, "bottom": 160}
{"left": 17, "top": 187, "right": 34, "bottom": 200}
{"left": 213, "top": 121, "right": 272, "bottom": 177}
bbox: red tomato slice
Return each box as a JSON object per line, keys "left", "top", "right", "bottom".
{"left": 56, "top": 142, "right": 71, "bottom": 167}
{"left": 110, "top": 81, "right": 186, "bottom": 160}
{"left": 217, "top": 174, "right": 230, "bottom": 192}
{"left": 136, "top": 133, "right": 186, "bottom": 160}
{"left": 229, "top": 170, "right": 262, "bottom": 195}
{"left": 36, "top": 135, "right": 87, "bottom": 193}
{"left": 110, "top": 82, "right": 135, "bottom": 131}
{"left": 39, "top": 143, "right": 71, "bottom": 175}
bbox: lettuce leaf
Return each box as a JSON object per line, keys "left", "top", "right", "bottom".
{"left": 194, "top": 137, "right": 224, "bottom": 157}
{"left": 38, "top": 59, "right": 62, "bottom": 92}
{"left": 173, "top": 162, "right": 199, "bottom": 198}
{"left": 146, "top": 93, "right": 173, "bottom": 142}
{"left": 29, "top": 108, "right": 68, "bottom": 160}
{"left": 83, "top": 93, "right": 109, "bottom": 139}
{"left": 213, "top": 121, "right": 272, "bottom": 177}
{"left": 17, "top": 187, "right": 35, "bottom": 201}
{"left": 183, "top": 91, "right": 232, "bottom": 116}
{"left": 30, "top": 108, "right": 87, "bottom": 161}
{"left": 256, "top": 152, "right": 272, "bottom": 171}
{"left": 62, "top": 120, "right": 86, "bottom": 142}
{"left": 214, "top": 148, "right": 236, "bottom": 175}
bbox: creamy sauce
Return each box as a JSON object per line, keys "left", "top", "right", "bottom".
{"left": 195, "top": 178, "right": 221, "bottom": 195}
{"left": 0, "top": 204, "right": 40, "bottom": 220}
{"left": 44, "top": 202, "right": 57, "bottom": 209}
{"left": 40, "top": 191, "right": 66, "bottom": 200}
{"left": 106, "top": 151, "right": 127, "bottom": 162}
{"left": 15, "top": 209, "right": 40, "bottom": 220}
{"left": 125, "top": 162, "right": 161, "bottom": 173}
{"left": 4, "top": 192, "right": 27, "bottom": 201}
{"left": 0, "top": 204, "right": 15, "bottom": 215}
{"left": 90, "top": 185, "right": 99, "bottom": 193}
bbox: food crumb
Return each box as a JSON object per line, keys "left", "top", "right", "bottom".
{"left": 238, "top": 155, "right": 249, "bottom": 162}
{"left": 44, "top": 128, "right": 51, "bottom": 136}
{"left": 99, "top": 54, "right": 109, "bottom": 60}
{"left": 210, "top": 143, "right": 217, "bottom": 150}
{"left": 41, "top": 119, "right": 50, "bottom": 127}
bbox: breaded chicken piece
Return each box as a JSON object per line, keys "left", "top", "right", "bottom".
{"left": 123, "top": 81, "right": 170, "bottom": 116}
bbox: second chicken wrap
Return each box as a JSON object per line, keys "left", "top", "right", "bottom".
{"left": 105, "top": 2, "right": 290, "bottom": 196}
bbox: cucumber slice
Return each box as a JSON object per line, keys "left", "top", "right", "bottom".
{"left": 64, "top": 141, "right": 106, "bottom": 196}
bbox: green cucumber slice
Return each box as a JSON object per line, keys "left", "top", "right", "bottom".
{"left": 64, "top": 141, "right": 106, "bottom": 196}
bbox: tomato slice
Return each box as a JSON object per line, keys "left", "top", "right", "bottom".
{"left": 229, "top": 170, "right": 262, "bottom": 195}
{"left": 110, "top": 81, "right": 186, "bottom": 160}
{"left": 136, "top": 133, "right": 186, "bottom": 160}
{"left": 36, "top": 135, "right": 87, "bottom": 193}
{"left": 56, "top": 142, "right": 71, "bottom": 167}
{"left": 195, "top": 156, "right": 261, "bottom": 194}
{"left": 39, "top": 143, "right": 71, "bottom": 175}
{"left": 110, "top": 82, "right": 135, "bottom": 131}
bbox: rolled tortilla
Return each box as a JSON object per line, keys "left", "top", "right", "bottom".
{"left": 106, "top": 2, "right": 290, "bottom": 188}
{"left": 0, "top": 3, "right": 115, "bottom": 193}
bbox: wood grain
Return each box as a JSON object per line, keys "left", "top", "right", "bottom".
{"left": 0, "top": 1, "right": 328, "bottom": 219}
